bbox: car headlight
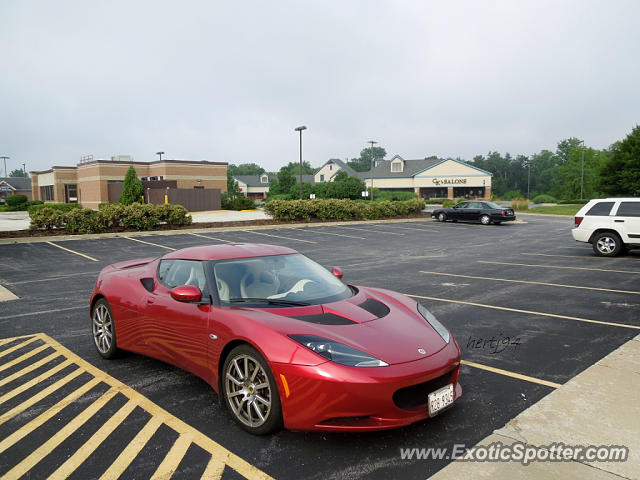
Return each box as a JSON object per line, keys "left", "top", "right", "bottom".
{"left": 417, "top": 303, "right": 450, "bottom": 344}
{"left": 290, "top": 335, "right": 389, "bottom": 367}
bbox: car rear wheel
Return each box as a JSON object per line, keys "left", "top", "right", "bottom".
{"left": 438, "top": 212, "right": 447, "bottom": 222}
{"left": 222, "top": 345, "right": 282, "bottom": 435}
{"left": 592, "top": 232, "right": 622, "bottom": 257}
{"left": 480, "top": 214, "right": 491, "bottom": 225}
{"left": 92, "top": 298, "right": 118, "bottom": 359}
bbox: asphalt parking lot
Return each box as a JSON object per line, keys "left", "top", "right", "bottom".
{"left": 1, "top": 215, "right": 639, "bottom": 479}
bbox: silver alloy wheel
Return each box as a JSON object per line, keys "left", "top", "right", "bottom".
{"left": 480, "top": 215, "right": 491, "bottom": 225}
{"left": 225, "top": 354, "right": 272, "bottom": 428}
{"left": 92, "top": 303, "right": 113, "bottom": 354}
{"left": 597, "top": 236, "right": 617, "bottom": 254}
{"left": 438, "top": 213, "right": 446, "bottom": 222}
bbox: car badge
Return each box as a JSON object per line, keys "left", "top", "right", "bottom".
{"left": 418, "top": 348, "right": 426, "bottom": 355}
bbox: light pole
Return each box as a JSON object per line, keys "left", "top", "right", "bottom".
{"left": 527, "top": 158, "right": 531, "bottom": 200}
{"left": 368, "top": 140, "right": 377, "bottom": 201}
{"left": 578, "top": 140, "right": 585, "bottom": 200}
{"left": 0, "top": 156, "right": 8, "bottom": 177}
{"left": 294, "top": 126, "right": 307, "bottom": 200}
{"left": 22, "top": 163, "right": 26, "bottom": 176}
{"left": 156, "top": 151, "right": 165, "bottom": 161}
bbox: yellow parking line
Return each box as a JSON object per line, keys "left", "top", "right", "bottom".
{"left": 461, "top": 360, "right": 562, "bottom": 389}
{"left": 46, "top": 241, "right": 99, "bottom": 262}
{"left": 308, "top": 230, "right": 366, "bottom": 240}
{"left": 98, "top": 416, "right": 164, "bottom": 480}
{"left": 335, "top": 225, "right": 404, "bottom": 235}
{"left": 478, "top": 260, "right": 640, "bottom": 274}
{"left": 405, "top": 293, "right": 640, "bottom": 330}
{"left": 49, "top": 399, "right": 139, "bottom": 480}
{"left": 243, "top": 230, "right": 318, "bottom": 244}
{"left": 0, "top": 336, "right": 39, "bottom": 358}
{"left": 0, "top": 343, "right": 50, "bottom": 372}
{"left": 523, "top": 252, "right": 640, "bottom": 262}
{"left": 151, "top": 433, "right": 194, "bottom": 479}
{"left": 419, "top": 270, "right": 640, "bottom": 295}
{"left": 189, "top": 232, "right": 233, "bottom": 243}
{"left": 201, "top": 451, "right": 228, "bottom": 479}
{"left": 0, "top": 359, "right": 74, "bottom": 406}
{"left": 3, "top": 388, "right": 120, "bottom": 479}
{"left": 0, "top": 351, "right": 60, "bottom": 387}
{"left": 124, "top": 236, "right": 176, "bottom": 250}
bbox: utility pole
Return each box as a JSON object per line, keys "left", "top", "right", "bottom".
{"left": 579, "top": 140, "right": 585, "bottom": 200}
{"left": 368, "top": 140, "right": 377, "bottom": 201}
{"left": 22, "top": 163, "right": 26, "bottom": 176}
{"left": 295, "top": 126, "right": 307, "bottom": 200}
{"left": 527, "top": 158, "right": 531, "bottom": 200}
{"left": 0, "top": 156, "right": 9, "bottom": 178}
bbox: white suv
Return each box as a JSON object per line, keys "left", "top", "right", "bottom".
{"left": 572, "top": 198, "right": 640, "bottom": 256}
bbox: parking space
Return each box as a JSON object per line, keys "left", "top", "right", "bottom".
{"left": 1, "top": 215, "right": 638, "bottom": 479}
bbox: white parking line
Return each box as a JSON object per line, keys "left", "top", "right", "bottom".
{"left": 188, "top": 232, "right": 233, "bottom": 243}
{"left": 306, "top": 229, "right": 366, "bottom": 240}
{"left": 478, "top": 260, "right": 640, "bottom": 275}
{"left": 333, "top": 226, "right": 404, "bottom": 235}
{"left": 523, "top": 252, "right": 640, "bottom": 262}
{"left": 241, "top": 230, "right": 317, "bottom": 244}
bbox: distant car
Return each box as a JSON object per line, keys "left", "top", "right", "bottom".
{"left": 572, "top": 198, "right": 640, "bottom": 256}
{"left": 432, "top": 201, "right": 516, "bottom": 225}
{"left": 90, "top": 243, "right": 462, "bottom": 434}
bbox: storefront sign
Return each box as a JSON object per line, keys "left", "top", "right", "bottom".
{"left": 432, "top": 178, "right": 467, "bottom": 186}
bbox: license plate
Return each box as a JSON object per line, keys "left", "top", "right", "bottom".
{"left": 428, "top": 383, "right": 454, "bottom": 416}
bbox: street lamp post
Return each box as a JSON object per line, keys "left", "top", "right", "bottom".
{"left": 527, "top": 158, "right": 531, "bottom": 200}
{"left": 22, "top": 163, "right": 26, "bottom": 176}
{"left": 368, "top": 140, "right": 377, "bottom": 201}
{"left": 0, "top": 156, "right": 8, "bottom": 178}
{"left": 294, "top": 126, "right": 307, "bottom": 200}
{"left": 579, "top": 140, "right": 585, "bottom": 200}
{"left": 156, "top": 151, "right": 165, "bottom": 162}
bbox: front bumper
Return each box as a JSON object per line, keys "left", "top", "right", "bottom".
{"left": 271, "top": 339, "right": 462, "bottom": 431}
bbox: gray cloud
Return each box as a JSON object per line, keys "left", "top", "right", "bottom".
{"left": 1, "top": 0, "right": 638, "bottom": 173}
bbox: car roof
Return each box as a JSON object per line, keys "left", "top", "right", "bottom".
{"left": 162, "top": 243, "right": 298, "bottom": 261}
{"left": 592, "top": 198, "right": 640, "bottom": 201}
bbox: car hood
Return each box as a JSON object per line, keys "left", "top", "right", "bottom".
{"left": 231, "top": 286, "right": 449, "bottom": 365}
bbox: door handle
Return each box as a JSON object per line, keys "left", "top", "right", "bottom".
{"left": 614, "top": 220, "right": 624, "bottom": 223}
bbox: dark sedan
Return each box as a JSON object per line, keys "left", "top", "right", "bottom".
{"left": 431, "top": 201, "right": 516, "bottom": 225}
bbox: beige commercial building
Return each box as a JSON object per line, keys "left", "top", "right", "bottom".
{"left": 31, "top": 157, "right": 227, "bottom": 209}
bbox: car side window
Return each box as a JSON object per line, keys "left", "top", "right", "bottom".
{"left": 158, "top": 259, "right": 207, "bottom": 291}
{"left": 616, "top": 202, "right": 640, "bottom": 217}
{"left": 455, "top": 202, "right": 467, "bottom": 208}
{"left": 585, "top": 202, "right": 614, "bottom": 216}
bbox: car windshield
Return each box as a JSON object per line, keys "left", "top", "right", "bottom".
{"left": 483, "top": 201, "right": 502, "bottom": 209}
{"left": 212, "top": 253, "right": 351, "bottom": 306}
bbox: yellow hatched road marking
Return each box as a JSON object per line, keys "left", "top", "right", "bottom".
{"left": 0, "top": 359, "right": 74, "bottom": 406}
{"left": 150, "top": 433, "right": 194, "bottom": 479}
{"left": 46, "top": 241, "right": 99, "bottom": 262}
{"left": 189, "top": 232, "right": 234, "bottom": 243}
{"left": 48, "top": 399, "right": 139, "bottom": 480}
{"left": 0, "top": 333, "right": 274, "bottom": 479}
{"left": 478, "top": 260, "right": 640, "bottom": 274}
{"left": 0, "top": 336, "right": 39, "bottom": 358}
{"left": 3, "top": 388, "right": 120, "bottom": 479}
{"left": 0, "top": 376, "right": 100, "bottom": 446}
{"left": 461, "top": 360, "right": 562, "bottom": 389}
{"left": 0, "top": 343, "right": 50, "bottom": 372}
{"left": 124, "top": 236, "right": 176, "bottom": 250}
{"left": 242, "top": 229, "right": 318, "bottom": 244}
{"left": 98, "top": 416, "right": 164, "bottom": 480}
{"left": 419, "top": 270, "right": 640, "bottom": 295}
{"left": 0, "top": 351, "right": 60, "bottom": 387}
{"left": 406, "top": 293, "right": 640, "bottom": 330}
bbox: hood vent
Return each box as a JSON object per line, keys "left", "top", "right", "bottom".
{"left": 290, "top": 313, "right": 356, "bottom": 325}
{"left": 358, "top": 298, "right": 390, "bottom": 318}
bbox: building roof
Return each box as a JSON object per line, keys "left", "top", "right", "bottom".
{"left": 297, "top": 174, "right": 316, "bottom": 184}
{"left": 0, "top": 177, "right": 32, "bottom": 190}
{"left": 363, "top": 155, "right": 493, "bottom": 178}
{"left": 234, "top": 174, "right": 275, "bottom": 187}
{"left": 320, "top": 158, "right": 364, "bottom": 179}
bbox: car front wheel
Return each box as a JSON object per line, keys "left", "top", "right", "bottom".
{"left": 480, "top": 214, "right": 491, "bottom": 225}
{"left": 222, "top": 345, "right": 282, "bottom": 435}
{"left": 438, "top": 212, "right": 447, "bottom": 222}
{"left": 592, "top": 232, "right": 622, "bottom": 257}
{"left": 92, "top": 298, "right": 119, "bottom": 359}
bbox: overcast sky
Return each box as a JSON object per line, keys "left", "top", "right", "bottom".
{"left": 1, "top": 0, "right": 639, "bottom": 173}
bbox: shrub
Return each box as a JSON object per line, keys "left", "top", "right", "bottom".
{"left": 511, "top": 198, "right": 529, "bottom": 210}
{"left": 424, "top": 198, "right": 448, "bottom": 204}
{"left": 264, "top": 194, "right": 293, "bottom": 202}
{"left": 121, "top": 203, "right": 160, "bottom": 230}
{"left": 156, "top": 204, "right": 192, "bottom": 226}
{"left": 6, "top": 194, "right": 27, "bottom": 206}
{"left": 442, "top": 199, "right": 455, "bottom": 208}
{"left": 222, "top": 193, "right": 256, "bottom": 210}
{"left": 531, "top": 194, "right": 557, "bottom": 204}
{"left": 502, "top": 190, "right": 522, "bottom": 201}
{"left": 27, "top": 203, "right": 81, "bottom": 216}
{"left": 64, "top": 208, "right": 103, "bottom": 234}
{"left": 29, "top": 207, "right": 66, "bottom": 230}
{"left": 98, "top": 203, "right": 126, "bottom": 229}
{"left": 374, "top": 191, "right": 418, "bottom": 202}
{"left": 119, "top": 166, "right": 143, "bottom": 205}
{"left": 26, "top": 200, "right": 44, "bottom": 206}
{"left": 558, "top": 199, "right": 589, "bottom": 205}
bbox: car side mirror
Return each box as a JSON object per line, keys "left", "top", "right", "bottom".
{"left": 170, "top": 285, "right": 202, "bottom": 302}
{"left": 332, "top": 266, "right": 343, "bottom": 279}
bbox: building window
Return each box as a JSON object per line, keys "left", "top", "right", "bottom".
{"left": 391, "top": 161, "right": 403, "bottom": 172}
{"left": 40, "top": 185, "right": 54, "bottom": 201}
{"left": 329, "top": 164, "right": 333, "bottom": 170}
{"left": 260, "top": 175, "right": 268, "bottom": 184}
{"left": 65, "top": 184, "right": 78, "bottom": 203}
{"left": 320, "top": 174, "right": 325, "bottom": 182}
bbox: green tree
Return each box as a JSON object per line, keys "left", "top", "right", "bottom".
{"left": 347, "top": 146, "right": 387, "bottom": 172}
{"left": 229, "top": 163, "right": 265, "bottom": 176}
{"left": 551, "top": 147, "right": 608, "bottom": 199}
{"left": 9, "top": 169, "right": 27, "bottom": 177}
{"left": 119, "top": 166, "right": 143, "bottom": 205}
{"left": 227, "top": 169, "right": 239, "bottom": 198}
{"left": 599, "top": 125, "right": 640, "bottom": 196}
{"left": 269, "top": 167, "right": 296, "bottom": 195}
{"left": 282, "top": 161, "right": 315, "bottom": 175}
{"left": 556, "top": 138, "right": 583, "bottom": 164}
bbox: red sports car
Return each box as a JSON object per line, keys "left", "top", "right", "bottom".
{"left": 90, "top": 243, "right": 462, "bottom": 434}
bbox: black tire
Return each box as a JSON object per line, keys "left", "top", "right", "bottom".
{"left": 494, "top": 221, "right": 502, "bottom": 225}
{"left": 592, "top": 232, "right": 622, "bottom": 257}
{"left": 91, "top": 298, "right": 119, "bottom": 359}
{"left": 222, "top": 344, "right": 282, "bottom": 435}
{"left": 480, "top": 214, "right": 491, "bottom": 225}
{"left": 438, "top": 212, "right": 447, "bottom": 222}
